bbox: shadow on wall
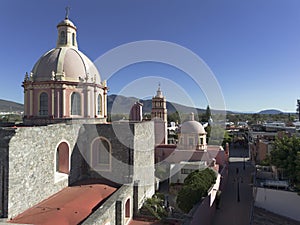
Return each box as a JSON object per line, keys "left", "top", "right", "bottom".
{"left": 0, "top": 128, "right": 16, "bottom": 218}
{"left": 68, "top": 123, "right": 134, "bottom": 187}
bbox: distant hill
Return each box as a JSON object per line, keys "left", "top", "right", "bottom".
{"left": 0, "top": 99, "right": 23, "bottom": 112}
{"left": 258, "top": 109, "right": 284, "bottom": 115}
{"left": 0, "top": 95, "right": 228, "bottom": 116}
{"left": 107, "top": 94, "right": 206, "bottom": 115}
{"left": 2, "top": 96, "right": 287, "bottom": 116}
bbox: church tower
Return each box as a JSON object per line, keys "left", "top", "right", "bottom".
{"left": 151, "top": 85, "right": 167, "bottom": 145}
{"left": 22, "top": 10, "right": 107, "bottom": 125}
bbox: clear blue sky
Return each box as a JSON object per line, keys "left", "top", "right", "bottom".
{"left": 1, "top": 0, "right": 300, "bottom": 113}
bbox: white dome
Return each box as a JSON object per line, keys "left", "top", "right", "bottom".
{"left": 57, "top": 19, "right": 76, "bottom": 29}
{"left": 181, "top": 120, "right": 206, "bottom": 134}
{"left": 31, "top": 47, "right": 101, "bottom": 84}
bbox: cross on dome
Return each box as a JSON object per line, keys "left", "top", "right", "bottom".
{"left": 65, "top": 6, "right": 70, "bottom": 19}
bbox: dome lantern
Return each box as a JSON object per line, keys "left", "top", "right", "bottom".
{"left": 56, "top": 7, "right": 78, "bottom": 49}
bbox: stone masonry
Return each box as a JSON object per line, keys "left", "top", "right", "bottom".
{"left": 6, "top": 124, "right": 81, "bottom": 219}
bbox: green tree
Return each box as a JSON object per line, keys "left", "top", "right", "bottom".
{"left": 271, "top": 135, "right": 300, "bottom": 184}
{"left": 222, "top": 130, "right": 232, "bottom": 148}
{"left": 176, "top": 168, "right": 217, "bottom": 213}
{"left": 168, "top": 111, "right": 180, "bottom": 124}
{"left": 200, "top": 105, "right": 211, "bottom": 122}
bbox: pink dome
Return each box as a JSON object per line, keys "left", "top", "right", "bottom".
{"left": 31, "top": 47, "right": 101, "bottom": 83}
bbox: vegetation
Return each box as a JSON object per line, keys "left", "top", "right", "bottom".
{"left": 199, "top": 105, "right": 211, "bottom": 122}
{"left": 0, "top": 114, "right": 22, "bottom": 123}
{"left": 270, "top": 135, "right": 300, "bottom": 188}
{"left": 226, "top": 112, "right": 296, "bottom": 126}
{"left": 176, "top": 168, "right": 217, "bottom": 213}
{"left": 140, "top": 193, "right": 167, "bottom": 219}
{"left": 168, "top": 111, "right": 180, "bottom": 124}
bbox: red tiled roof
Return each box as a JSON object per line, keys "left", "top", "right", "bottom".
{"left": 9, "top": 184, "right": 117, "bottom": 225}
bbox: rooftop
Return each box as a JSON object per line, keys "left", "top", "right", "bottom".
{"left": 9, "top": 183, "right": 117, "bottom": 225}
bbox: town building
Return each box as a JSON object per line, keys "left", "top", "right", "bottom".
{"left": 155, "top": 112, "right": 227, "bottom": 184}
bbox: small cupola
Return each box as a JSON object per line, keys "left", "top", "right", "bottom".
{"left": 56, "top": 7, "right": 78, "bottom": 49}
{"left": 156, "top": 83, "right": 163, "bottom": 98}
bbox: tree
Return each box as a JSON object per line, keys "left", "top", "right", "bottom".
{"left": 176, "top": 168, "right": 217, "bottom": 213}
{"left": 200, "top": 105, "right": 211, "bottom": 122}
{"left": 270, "top": 135, "right": 300, "bottom": 184}
{"left": 168, "top": 111, "right": 180, "bottom": 124}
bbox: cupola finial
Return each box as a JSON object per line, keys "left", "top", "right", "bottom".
{"left": 65, "top": 6, "right": 70, "bottom": 19}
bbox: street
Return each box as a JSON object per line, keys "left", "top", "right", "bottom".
{"left": 212, "top": 144, "right": 254, "bottom": 225}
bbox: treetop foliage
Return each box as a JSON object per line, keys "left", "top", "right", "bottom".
{"left": 176, "top": 168, "right": 217, "bottom": 213}
{"left": 271, "top": 135, "right": 300, "bottom": 185}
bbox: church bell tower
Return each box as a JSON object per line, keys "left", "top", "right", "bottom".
{"left": 151, "top": 85, "right": 167, "bottom": 145}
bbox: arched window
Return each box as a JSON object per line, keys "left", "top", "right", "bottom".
{"left": 71, "top": 92, "right": 81, "bottom": 115}
{"left": 97, "top": 94, "right": 102, "bottom": 115}
{"left": 72, "top": 33, "right": 75, "bottom": 46}
{"left": 39, "top": 92, "right": 48, "bottom": 116}
{"left": 60, "top": 31, "right": 66, "bottom": 44}
{"left": 56, "top": 142, "right": 69, "bottom": 174}
{"left": 125, "top": 198, "right": 130, "bottom": 218}
{"left": 91, "top": 137, "right": 111, "bottom": 171}
{"left": 199, "top": 137, "right": 204, "bottom": 145}
{"left": 188, "top": 137, "right": 194, "bottom": 146}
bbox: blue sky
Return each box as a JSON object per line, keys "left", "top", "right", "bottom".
{"left": 1, "top": 0, "right": 300, "bottom": 112}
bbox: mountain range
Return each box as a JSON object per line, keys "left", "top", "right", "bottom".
{"left": 0, "top": 95, "right": 288, "bottom": 115}
{"left": 107, "top": 94, "right": 206, "bottom": 115}
{"left": 0, "top": 99, "right": 23, "bottom": 112}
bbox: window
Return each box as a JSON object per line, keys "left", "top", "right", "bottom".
{"left": 199, "top": 137, "right": 204, "bottom": 145}
{"left": 56, "top": 142, "right": 69, "bottom": 174}
{"left": 180, "top": 136, "right": 184, "bottom": 145}
{"left": 39, "top": 92, "right": 48, "bottom": 116}
{"left": 91, "top": 137, "right": 111, "bottom": 171}
{"left": 60, "top": 31, "right": 66, "bottom": 44}
{"left": 72, "top": 33, "right": 75, "bottom": 46}
{"left": 189, "top": 137, "right": 194, "bottom": 146}
{"left": 125, "top": 199, "right": 130, "bottom": 218}
{"left": 97, "top": 94, "right": 102, "bottom": 115}
{"left": 71, "top": 92, "right": 81, "bottom": 115}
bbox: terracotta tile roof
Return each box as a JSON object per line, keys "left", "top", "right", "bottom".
{"left": 9, "top": 183, "right": 117, "bottom": 225}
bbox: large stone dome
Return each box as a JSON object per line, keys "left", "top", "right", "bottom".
{"left": 31, "top": 47, "right": 101, "bottom": 83}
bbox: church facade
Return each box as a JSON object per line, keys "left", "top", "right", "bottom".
{"left": 0, "top": 14, "right": 155, "bottom": 225}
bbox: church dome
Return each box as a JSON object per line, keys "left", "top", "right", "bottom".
{"left": 30, "top": 14, "right": 101, "bottom": 84}
{"left": 31, "top": 47, "right": 101, "bottom": 83}
{"left": 181, "top": 113, "right": 206, "bottom": 134}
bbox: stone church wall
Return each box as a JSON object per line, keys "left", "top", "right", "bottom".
{"left": 76, "top": 123, "right": 134, "bottom": 185}
{"left": 133, "top": 122, "right": 155, "bottom": 207}
{"left": 1, "top": 120, "right": 155, "bottom": 222}
{"left": 7, "top": 124, "right": 81, "bottom": 218}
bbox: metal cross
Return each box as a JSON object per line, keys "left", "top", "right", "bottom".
{"left": 65, "top": 6, "right": 70, "bottom": 19}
